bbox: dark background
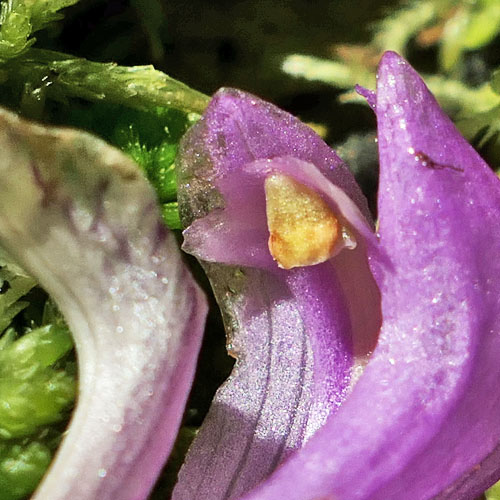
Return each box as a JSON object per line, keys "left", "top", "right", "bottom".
{"left": 40, "top": 0, "right": 405, "bottom": 144}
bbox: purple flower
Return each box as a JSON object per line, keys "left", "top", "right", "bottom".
{"left": 174, "top": 51, "right": 500, "bottom": 500}
{"left": 1, "top": 49, "right": 498, "bottom": 500}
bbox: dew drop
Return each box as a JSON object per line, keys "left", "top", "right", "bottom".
{"left": 341, "top": 227, "right": 357, "bottom": 250}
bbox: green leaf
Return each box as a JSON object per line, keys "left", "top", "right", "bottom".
{"left": 374, "top": 0, "right": 437, "bottom": 55}
{"left": 0, "top": 257, "right": 36, "bottom": 334}
{"left": 0, "top": 252, "right": 75, "bottom": 496}
{"left": 456, "top": 107, "right": 500, "bottom": 171}
{"left": 110, "top": 106, "right": 193, "bottom": 202}
{"left": 125, "top": 140, "right": 178, "bottom": 202}
{"left": 438, "top": 0, "right": 500, "bottom": 71}
{"left": 281, "top": 54, "right": 375, "bottom": 91}
{"left": 15, "top": 0, "right": 79, "bottom": 33}
{"left": 0, "top": 0, "right": 79, "bottom": 61}
{"left": 0, "top": 8, "right": 33, "bottom": 60}
{"left": 63, "top": 103, "right": 198, "bottom": 221}
{"left": 282, "top": 53, "right": 500, "bottom": 116}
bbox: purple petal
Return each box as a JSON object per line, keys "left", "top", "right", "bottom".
{"left": 0, "top": 108, "right": 207, "bottom": 500}
{"left": 174, "top": 265, "right": 352, "bottom": 500}
{"left": 239, "top": 52, "right": 500, "bottom": 500}
{"left": 183, "top": 88, "right": 369, "bottom": 208}
{"left": 174, "top": 90, "right": 380, "bottom": 499}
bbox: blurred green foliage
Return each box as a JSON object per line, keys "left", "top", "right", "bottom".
{"left": 487, "top": 480, "right": 500, "bottom": 500}
{"left": 0, "top": 253, "right": 75, "bottom": 500}
{"left": 280, "top": 0, "right": 500, "bottom": 168}
{"left": 0, "top": 323, "right": 74, "bottom": 440}
{"left": 0, "top": 440, "right": 53, "bottom": 500}
{"left": 61, "top": 102, "right": 198, "bottom": 229}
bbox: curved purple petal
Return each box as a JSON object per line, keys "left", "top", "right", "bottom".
{"left": 0, "top": 108, "right": 207, "bottom": 500}
{"left": 239, "top": 52, "right": 500, "bottom": 500}
{"left": 174, "top": 90, "right": 380, "bottom": 499}
{"left": 174, "top": 264, "right": 353, "bottom": 500}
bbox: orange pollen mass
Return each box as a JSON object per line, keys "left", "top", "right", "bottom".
{"left": 264, "top": 173, "right": 341, "bottom": 269}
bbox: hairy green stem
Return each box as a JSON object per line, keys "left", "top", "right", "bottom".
{"left": 2, "top": 48, "right": 209, "bottom": 115}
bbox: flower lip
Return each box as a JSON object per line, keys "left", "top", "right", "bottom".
{"left": 182, "top": 154, "right": 380, "bottom": 272}
{"left": 174, "top": 86, "right": 382, "bottom": 500}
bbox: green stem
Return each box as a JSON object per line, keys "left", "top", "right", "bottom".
{"left": 2, "top": 48, "right": 209, "bottom": 115}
